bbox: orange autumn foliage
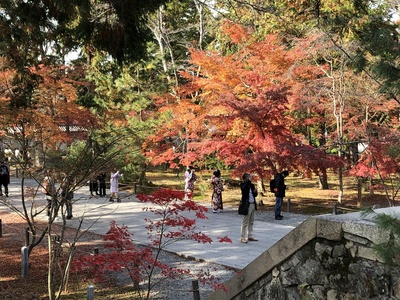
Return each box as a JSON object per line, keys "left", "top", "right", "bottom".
{"left": 0, "top": 63, "right": 97, "bottom": 148}
{"left": 145, "top": 23, "right": 340, "bottom": 178}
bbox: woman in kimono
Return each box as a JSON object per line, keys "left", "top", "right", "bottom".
{"left": 211, "top": 169, "right": 224, "bottom": 213}
{"left": 184, "top": 166, "right": 196, "bottom": 200}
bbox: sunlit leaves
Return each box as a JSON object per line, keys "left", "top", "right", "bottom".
{"left": 146, "top": 23, "right": 338, "bottom": 178}
{"left": 0, "top": 64, "right": 96, "bottom": 154}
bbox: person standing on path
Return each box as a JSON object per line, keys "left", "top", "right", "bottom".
{"left": 97, "top": 171, "right": 107, "bottom": 197}
{"left": 0, "top": 160, "right": 10, "bottom": 197}
{"left": 42, "top": 170, "right": 57, "bottom": 219}
{"left": 61, "top": 173, "right": 74, "bottom": 219}
{"left": 184, "top": 166, "right": 197, "bottom": 200}
{"left": 211, "top": 169, "right": 224, "bottom": 213}
{"left": 240, "top": 173, "right": 258, "bottom": 243}
{"left": 89, "top": 176, "right": 99, "bottom": 197}
{"left": 109, "top": 168, "right": 123, "bottom": 202}
{"left": 273, "top": 170, "right": 289, "bottom": 220}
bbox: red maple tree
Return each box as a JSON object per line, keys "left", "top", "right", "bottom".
{"left": 144, "top": 22, "right": 340, "bottom": 180}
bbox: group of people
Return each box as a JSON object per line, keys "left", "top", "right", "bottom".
{"left": 89, "top": 168, "right": 124, "bottom": 202}
{"left": 4, "top": 159, "right": 290, "bottom": 242}
{"left": 41, "top": 167, "right": 124, "bottom": 221}
{"left": 239, "top": 170, "right": 289, "bottom": 243}
{"left": 42, "top": 171, "right": 73, "bottom": 220}
{"left": 89, "top": 172, "right": 107, "bottom": 197}
{"left": 183, "top": 166, "right": 289, "bottom": 244}
{"left": 184, "top": 167, "right": 224, "bottom": 214}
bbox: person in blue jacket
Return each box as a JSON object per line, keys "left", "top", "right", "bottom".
{"left": 273, "top": 170, "right": 289, "bottom": 220}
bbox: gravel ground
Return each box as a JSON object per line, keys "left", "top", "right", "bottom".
{"left": 135, "top": 251, "right": 237, "bottom": 300}
{"left": 102, "top": 237, "right": 238, "bottom": 300}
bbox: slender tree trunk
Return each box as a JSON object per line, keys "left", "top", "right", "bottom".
{"left": 48, "top": 230, "right": 55, "bottom": 300}
{"left": 357, "top": 177, "right": 362, "bottom": 207}
{"left": 322, "top": 56, "right": 346, "bottom": 203}
{"left": 338, "top": 166, "right": 343, "bottom": 204}
{"left": 194, "top": 0, "right": 204, "bottom": 50}
{"left": 318, "top": 171, "right": 329, "bottom": 190}
{"left": 369, "top": 176, "right": 374, "bottom": 196}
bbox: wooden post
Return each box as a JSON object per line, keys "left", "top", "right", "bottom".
{"left": 287, "top": 198, "right": 291, "bottom": 213}
{"left": 333, "top": 203, "right": 338, "bottom": 215}
{"left": 134, "top": 182, "right": 137, "bottom": 194}
{"left": 21, "top": 246, "right": 29, "bottom": 278}
{"left": 87, "top": 285, "right": 95, "bottom": 300}
{"left": 192, "top": 279, "right": 200, "bottom": 300}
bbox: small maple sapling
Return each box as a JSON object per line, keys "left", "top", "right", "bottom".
{"left": 73, "top": 188, "right": 231, "bottom": 298}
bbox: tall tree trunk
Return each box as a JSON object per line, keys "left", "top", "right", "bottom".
{"left": 318, "top": 169, "right": 329, "bottom": 190}
{"left": 338, "top": 166, "right": 343, "bottom": 204}
{"left": 48, "top": 230, "right": 56, "bottom": 300}
{"left": 357, "top": 177, "right": 362, "bottom": 207}
{"left": 194, "top": 0, "right": 204, "bottom": 50}
{"left": 148, "top": 6, "right": 176, "bottom": 85}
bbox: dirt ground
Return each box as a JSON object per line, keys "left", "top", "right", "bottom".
{"left": 0, "top": 212, "right": 105, "bottom": 300}
{"left": 0, "top": 212, "right": 46, "bottom": 299}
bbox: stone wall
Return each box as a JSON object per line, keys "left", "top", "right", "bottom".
{"left": 207, "top": 208, "right": 400, "bottom": 300}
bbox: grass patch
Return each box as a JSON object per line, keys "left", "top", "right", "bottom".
{"left": 60, "top": 286, "right": 136, "bottom": 300}
{"left": 141, "top": 169, "right": 391, "bottom": 215}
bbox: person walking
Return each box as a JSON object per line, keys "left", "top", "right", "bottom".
{"left": 184, "top": 166, "right": 197, "bottom": 200}
{"left": 0, "top": 161, "right": 10, "bottom": 197}
{"left": 97, "top": 171, "right": 107, "bottom": 197}
{"left": 109, "top": 168, "right": 123, "bottom": 202}
{"left": 239, "top": 173, "right": 258, "bottom": 243}
{"left": 61, "top": 174, "right": 74, "bottom": 219}
{"left": 89, "top": 176, "right": 99, "bottom": 196}
{"left": 42, "top": 170, "right": 57, "bottom": 220}
{"left": 273, "top": 170, "right": 289, "bottom": 220}
{"left": 211, "top": 169, "right": 224, "bottom": 213}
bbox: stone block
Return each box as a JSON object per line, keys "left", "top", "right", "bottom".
{"left": 343, "top": 232, "right": 369, "bottom": 245}
{"left": 342, "top": 221, "right": 390, "bottom": 245}
{"left": 345, "top": 241, "right": 357, "bottom": 257}
{"left": 327, "top": 289, "right": 339, "bottom": 300}
{"left": 357, "top": 245, "right": 384, "bottom": 263}
{"left": 268, "top": 218, "right": 317, "bottom": 265}
{"left": 242, "top": 251, "right": 275, "bottom": 285}
{"left": 316, "top": 218, "right": 342, "bottom": 241}
{"left": 315, "top": 242, "right": 332, "bottom": 261}
{"left": 332, "top": 244, "right": 346, "bottom": 258}
{"left": 393, "top": 278, "right": 400, "bottom": 299}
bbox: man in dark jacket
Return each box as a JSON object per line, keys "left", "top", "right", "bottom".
{"left": 0, "top": 161, "right": 10, "bottom": 197}
{"left": 240, "top": 173, "right": 258, "bottom": 243}
{"left": 97, "top": 171, "right": 107, "bottom": 197}
{"left": 273, "top": 170, "right": 289, "bottom": 220}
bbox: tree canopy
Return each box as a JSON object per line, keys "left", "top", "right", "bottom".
{"left": 1, "top": 0, "right": 399, "bottom": 197}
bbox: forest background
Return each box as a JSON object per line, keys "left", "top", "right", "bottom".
{"left": 1, "top": 0, "right": 399, "bottom": 206}
{"left": 0, "top": 0, "right": 400, "bottom": 299}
